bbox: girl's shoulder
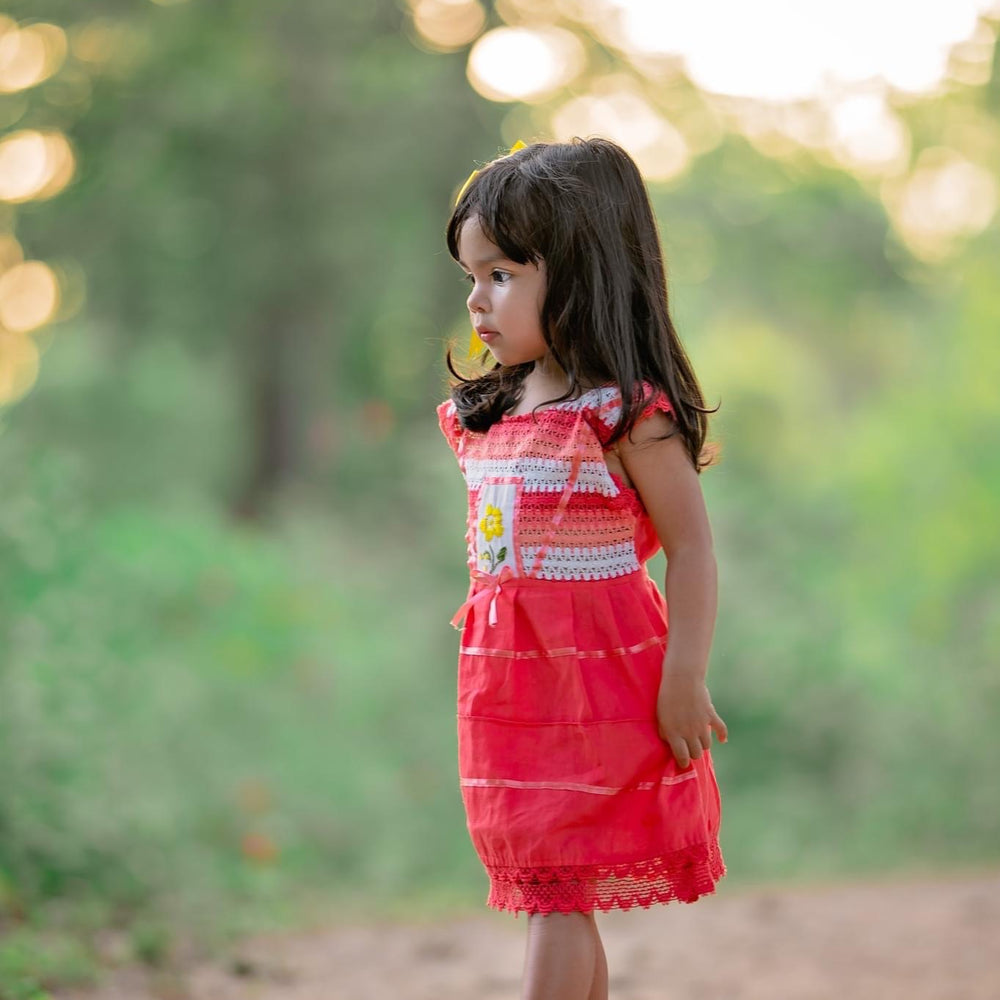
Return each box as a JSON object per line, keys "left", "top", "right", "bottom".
{"left": 583, "top": 380, "right": 675, "bottom": 447}
{"left": 435, "top": 380, "right": 673, "bottom": 452}
{"left": 436, "top": 397, "right": 463, "bottom": 457}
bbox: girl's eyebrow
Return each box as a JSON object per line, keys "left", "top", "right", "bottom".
{"left": 456, "top": 255, "right": 513, "bottom": 268}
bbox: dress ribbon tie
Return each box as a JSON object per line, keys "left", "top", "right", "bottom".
{"left": 450, "top": 564, "right": 516, "bottom": 630}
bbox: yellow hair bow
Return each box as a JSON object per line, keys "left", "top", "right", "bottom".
{"left": 456, "top": 138, "right": 527, "bottom": 206}
{"left": 458, "top": 139, "right": 529, "bottom": 358}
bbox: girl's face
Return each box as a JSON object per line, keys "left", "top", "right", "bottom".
{"left": 457, "top": 216, "right": 548, "bottom": 367}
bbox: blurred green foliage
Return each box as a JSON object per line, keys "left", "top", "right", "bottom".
{"left": 0, "top": 0, "right": 998, "bottom": 994}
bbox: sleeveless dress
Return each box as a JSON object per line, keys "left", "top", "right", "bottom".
{"left": 435, "top": 380, "right": 726, "bottom": 916}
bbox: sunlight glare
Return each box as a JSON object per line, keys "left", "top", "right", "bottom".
{"left": 827, "top": 93, "right": 910, "bottom": 176}
{"left": 608, "top": 0, "right": 994, "bottom": 100}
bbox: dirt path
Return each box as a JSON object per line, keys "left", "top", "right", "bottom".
{"left": 60, "top": 867, "right": 1000, "bottom": 999}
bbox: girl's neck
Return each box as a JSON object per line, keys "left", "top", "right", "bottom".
{"left": 527, "top": 360, "right": 605, "bottom": 397}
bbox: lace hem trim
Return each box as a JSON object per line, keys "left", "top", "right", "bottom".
{"left": 483, "top": 839, "right": 725, "bottom": 916}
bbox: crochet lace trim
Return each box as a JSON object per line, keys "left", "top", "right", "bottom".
{"left": 483, "top": 839, "right": 725, "bottom": 916}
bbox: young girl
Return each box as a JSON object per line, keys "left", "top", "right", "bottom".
{"left": 435, "top": 136, "right": 728, "bottom": 1000}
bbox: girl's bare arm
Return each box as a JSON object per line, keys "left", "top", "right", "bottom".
{"left": 617, "top": 410, "right": 728, "bottom": 767}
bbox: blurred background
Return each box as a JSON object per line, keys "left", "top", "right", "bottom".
{"left": 1, "top": 0, "right": 998, "bottom": 993}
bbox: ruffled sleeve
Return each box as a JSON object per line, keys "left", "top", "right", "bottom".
{"left": 436, "top": 398, "right": 464, "bottom": 462}
{"left": 586, "top": 380, "right": 674, "bottom": 448}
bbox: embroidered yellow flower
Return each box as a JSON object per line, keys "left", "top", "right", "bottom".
{"left": 479, "top": 504, "right": 504, "bottom": 541}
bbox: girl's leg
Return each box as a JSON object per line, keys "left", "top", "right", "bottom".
{"left": 585, "top": 911, "right": 609, "bottom": 1000}
{"left": 520, "top": 910, "right": 596, "bottom": 1000}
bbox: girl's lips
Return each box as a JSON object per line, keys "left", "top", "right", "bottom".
{"left": 476, "top": 330, "right": 499, "bottom": 341}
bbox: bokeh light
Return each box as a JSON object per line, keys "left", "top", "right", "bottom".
{"left": 468, "top": 26, "right": 585, "bottom": 102}
{"left": 826, "top": 92, "right": 910, "bottom": 176}
{"left": 551, "top": 76, "right": 691, "bottom": 181}
{"left": 881, "top": 147, "right": 998, "bottom": 261}
{"left": 0, "top": 19, "right": 67, "bottom": 93}
{"left": 0, "top": 327, "right": 39, "bottom": 405}
{"left": 69, "top": 18, "right": 150, "bottom": 79}
{"left": 0, "top": 232, "right": 24, "bottom": 272}
{"left": 411, "top": 0, "right": 485, "bottom": 52}
{"left": 70, "top": 19, "right": 119, "bottom": 65}
{"left": 0, "top": 260, "right": 61, "bottom": 333}
{"left": 0, "top": 129, "right": 76, "bottom": 203}
{"left": 459, "top": 0, "right": 998, "bottom": 189}
{"left": 948, "top": 18, "right": 998, "bottom": 85}
{"left": 496, "top": 0, "right": 563, "bottom": 22}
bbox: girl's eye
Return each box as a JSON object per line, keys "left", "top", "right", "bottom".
{"left": 460, "top": 270, "right": 511, "bottom": 285}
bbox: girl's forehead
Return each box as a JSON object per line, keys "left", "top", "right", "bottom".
{"left": 457, "top": 216, "right": 504, "bottom": 260}
{"left": 456, "top": 213, "right": 543, "bottom": 269}
{"left": 458, "top": 215, "right": 491, "bottom": 245}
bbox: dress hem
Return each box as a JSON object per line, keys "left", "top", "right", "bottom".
{"left": 482, "top": 838, "right": 726, "bottom": 917}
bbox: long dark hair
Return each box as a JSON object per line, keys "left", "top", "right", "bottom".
{"left": 443, "top": 136, "right": 721, "bottom": 472}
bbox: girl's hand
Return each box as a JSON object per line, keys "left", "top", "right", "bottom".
{"left": 656, "top": 668, "right": 728, "bottom": 769}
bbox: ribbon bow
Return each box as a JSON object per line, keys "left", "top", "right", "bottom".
{"left": 449, "top": 564, "right": 516, "bottom": 631}
{"left": 455, "top": 138, "right": 527, "bottom": 206}
{"left": 455, "top": 139, "right": 528, "bottom": 358}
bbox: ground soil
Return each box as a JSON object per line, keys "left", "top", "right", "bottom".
{"left": 58, "top": 866, "right": 1000, "bottom": 999}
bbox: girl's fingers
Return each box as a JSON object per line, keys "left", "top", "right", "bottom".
{"left": 666, "top": 717, "right": 726, "bottom": 765}
{"left": 668, "top": 736, "right": 691, "bottom": 769}
{"left": 711, "top": 711, "right": 728, "bottom": 744}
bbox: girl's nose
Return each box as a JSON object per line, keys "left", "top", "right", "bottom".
{"left": 466, "top": 280, "right": 488, "bottom": 313}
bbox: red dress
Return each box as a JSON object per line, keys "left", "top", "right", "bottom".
{"left": 436, "top": 380, "right": 725, "bottom": 916}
